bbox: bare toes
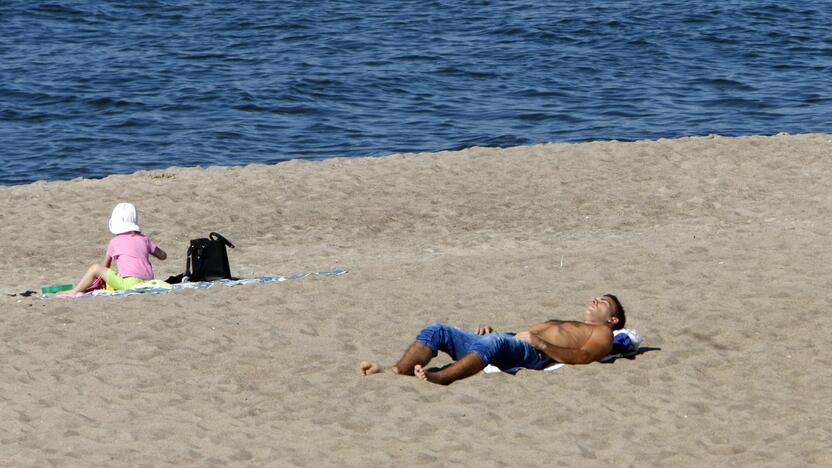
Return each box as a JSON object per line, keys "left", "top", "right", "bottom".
{"left": 414, "top": 364, "right": 429, "bottom": 381}
{"left": 359, "top": 360, "right": 383, "bottom": 376}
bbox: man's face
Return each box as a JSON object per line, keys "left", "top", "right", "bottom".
{"left": 584, "top": 295, "right": 617, "bottom": 324}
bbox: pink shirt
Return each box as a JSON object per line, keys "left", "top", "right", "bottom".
{"left": 106, "top": 232, "right": 158, "bottom": 279}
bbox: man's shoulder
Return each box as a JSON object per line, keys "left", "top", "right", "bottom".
{"left": 546, "top": 319, "right": 603, "bottom": 329}
{"left": 545, "top": 319, "right": 580, "bottom": 325}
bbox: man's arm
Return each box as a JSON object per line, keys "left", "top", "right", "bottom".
{"left": 515, "top": 326, "right": 612, "bottom": 365}
{"left": 527, "top": 320, "right": 566, "bottom": 334}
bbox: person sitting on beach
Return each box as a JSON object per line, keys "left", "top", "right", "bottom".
{"left": 358, "top": 294, "right": 625, "bottom": 385}
{"left": 62, "top": 203, "right": 167, "bottom": 296}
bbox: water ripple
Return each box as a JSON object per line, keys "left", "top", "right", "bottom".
{"left": 1, "top": 0, "right": 831, "bottom": 184}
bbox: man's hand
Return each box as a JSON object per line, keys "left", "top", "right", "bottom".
{"left": 475, "top": 326, "right": 494, "bottom": 335}
{"left": 514, "top": 331, "right": 531, "bottom": 342}
{"left": 514, "top": 331, "right": 544, "bottom": 350}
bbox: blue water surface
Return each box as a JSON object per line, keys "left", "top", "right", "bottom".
{"left": 1, "top": 1, "right": 831, "bottom": 185}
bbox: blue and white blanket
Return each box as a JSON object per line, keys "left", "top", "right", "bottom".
{"left": 47, "top": 269, "right": 348, "bottom": 299}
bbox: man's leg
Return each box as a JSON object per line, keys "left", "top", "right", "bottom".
{"left": 418, "top": 333, "right": 548, "bottom": 383}
{"left": 414, "top": 352, "right": 485, "bottom": 385}
{"left": 391, "top": 341, "right": 435, "bottom": 375}
{"left": 359, "top": 323, "right": 479, "bottom": 377}
{"left": 359, "top": 341, "right": 434, "bottom": 376}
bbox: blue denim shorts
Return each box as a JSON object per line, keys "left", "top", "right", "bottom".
{"left": 415, "top": 322, "right": 551, "bottom": 374}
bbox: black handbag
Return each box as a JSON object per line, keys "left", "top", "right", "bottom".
{"left": 184, "top": 232, "right": 236, "bottom": 282}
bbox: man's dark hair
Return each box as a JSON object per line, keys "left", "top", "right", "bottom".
{"left": 604, "top": 293, "right": 626, "bottom": 330}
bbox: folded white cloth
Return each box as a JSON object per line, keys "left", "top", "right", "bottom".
{"left": 133, "top": 279, "right": 173, "bottom": 290}
{"left": 483, "top": 362, "right": 564, "bottom": 374}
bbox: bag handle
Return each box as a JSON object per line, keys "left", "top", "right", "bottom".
{"left": 209, "top": 232, "right": 235, "bottom": 248}
{"left": 185, "top": 243, "right": 194, "bottom": 278}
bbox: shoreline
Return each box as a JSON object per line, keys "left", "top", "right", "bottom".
{"left": 2, "top": 133, "right": 830, "bottom": 465}
{"left": 0, "top": 131, "right": 814, "bottom": 189}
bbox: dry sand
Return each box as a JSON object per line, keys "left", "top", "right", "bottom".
{"left": 1, "top": 133, "right": 830, "bottom": 466}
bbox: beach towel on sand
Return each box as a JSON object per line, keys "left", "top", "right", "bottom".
{"left": 51, "top": 270, "right": 348, "bottom": 299}
{"left": 483, "top": 329, "right": 643, "bottom": 374}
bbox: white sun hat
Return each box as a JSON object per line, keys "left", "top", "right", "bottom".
{"left": 109, "top": 202, "right": 141, "bottom": 234}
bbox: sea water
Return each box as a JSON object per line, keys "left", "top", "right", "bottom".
{"left": 1, "top": 1, "right": 830, "bottom": 185}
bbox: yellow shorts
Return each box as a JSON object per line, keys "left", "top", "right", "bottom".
{"left": 105, "top": 269, "right": 144, "bottom": 290}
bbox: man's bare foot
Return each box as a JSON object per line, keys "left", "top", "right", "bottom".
{"left": 358, "top": 360, "right": 384, "bottom": 376}
{"left": 414, "top": 364, "right": 435, "bottom": 383}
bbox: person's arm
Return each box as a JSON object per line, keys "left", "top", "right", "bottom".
{"left": 527, "top": 320, "right": 563, "bottom": 334}
{"left": 104, "top": 240, "right": 113, "bottom": 268}
{"left": 151, "top": 246, "right": 167, "bottom": 260}
{"left": 515, "top": 327, "right": 612, "bottom": 364}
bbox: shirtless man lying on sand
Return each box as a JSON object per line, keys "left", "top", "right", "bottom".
{"left": 359, "top": 294, "right": 625, "bottom": 385}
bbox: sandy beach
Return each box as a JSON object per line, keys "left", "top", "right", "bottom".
{"left": 1, "top": 133, "right": 830, "bottom": 466}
